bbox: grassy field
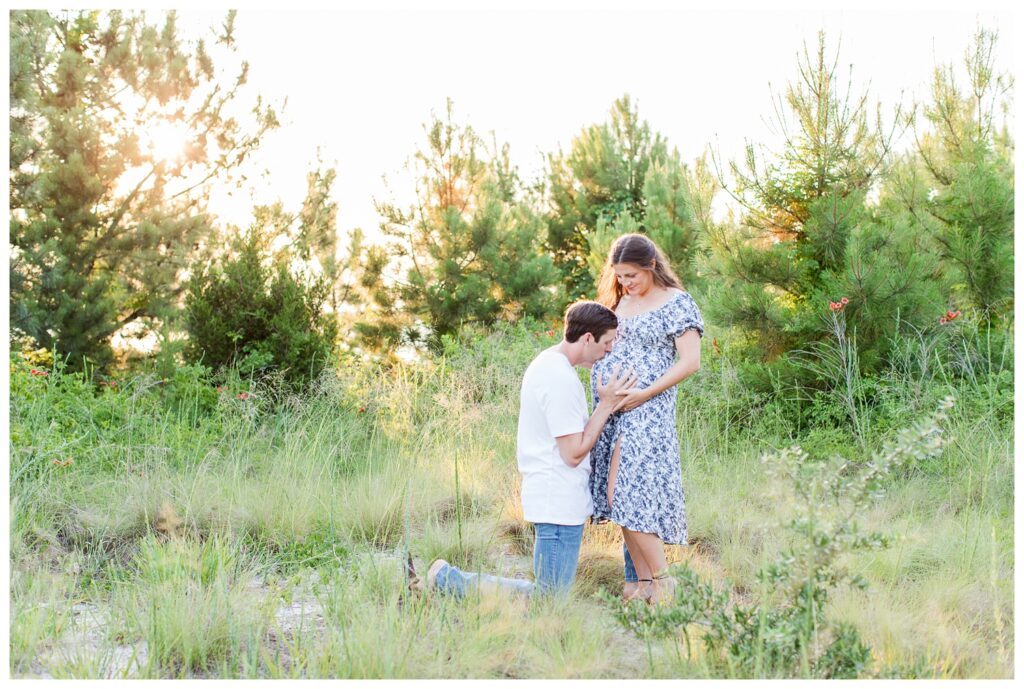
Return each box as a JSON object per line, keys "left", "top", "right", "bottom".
{"left": 8, "top": 322, "right": 1014, "bottom": 678}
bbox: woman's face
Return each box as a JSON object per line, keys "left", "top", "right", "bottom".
{"left": 613, "top": 262, "right": 655, "bottom": 296}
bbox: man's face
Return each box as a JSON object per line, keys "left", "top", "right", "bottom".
{"left": 580, "top": 329, "right": 617, "bottom": 368}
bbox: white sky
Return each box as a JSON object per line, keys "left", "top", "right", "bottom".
{"left": 175, "top": 2, "right": 1016, "bottom": 241}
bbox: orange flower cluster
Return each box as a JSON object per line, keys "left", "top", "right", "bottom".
{"left": 51, "top": 457, "right": 73, "bottom": 467}
{"left": 829, "top": 297, "right": 849, "bottom": 311}
{"left": 236, "top": 392, "right": 250, "bottom": 400}
{"left": 939, "top": 309, "right": 962, "bottom": 325}
{"left": 29, "top": 368, "right": 49, "bottom": 377}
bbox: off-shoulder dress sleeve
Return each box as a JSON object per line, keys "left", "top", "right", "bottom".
{"left": 668, "top": 292, "right": 704, "bottom": 339}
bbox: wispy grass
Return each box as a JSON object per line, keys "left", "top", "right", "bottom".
{"left": 8, "top": 321, "right": 1013, "bottom": 678}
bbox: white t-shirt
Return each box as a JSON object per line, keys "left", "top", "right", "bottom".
{"left": 517, "top": 348, "right": 594, "bottom": 525}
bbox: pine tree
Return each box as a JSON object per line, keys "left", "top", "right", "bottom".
{"left": 183, "top": 170, "right": 339, "bottom": 389}
{"left": 583, "top": 150, "right": 714, "bottom": 292}
{"left": 9, "top": 10, "right": 277, "bottom": 368}
{"left": 895, "top": 27, "right": 1014, "bottom": 320}
{"left": 333, "top": 227, "right": 406, "bottom": 357}
{"left": 706, "top": 32, "right": 939, "bottom": 377}
{"left": 546, "top": 95, "right": 668, "bottom": 299}
{"left": 374, "top": 100, "right": 561, "bottom": 351}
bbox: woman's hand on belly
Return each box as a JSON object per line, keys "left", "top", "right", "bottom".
{"left": 614, "top": 386, "right": 653, "bottom": 412}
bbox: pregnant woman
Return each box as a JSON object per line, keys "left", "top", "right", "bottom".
{"left": 590, "top": 233, "right": 703, "bottom": 603}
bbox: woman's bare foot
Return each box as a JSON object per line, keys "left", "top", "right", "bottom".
{"left": 652, "top": 574, "right": 677, "bottom": 604}
{"left": 623, "top": 579, "right": 653, "bottom": 602}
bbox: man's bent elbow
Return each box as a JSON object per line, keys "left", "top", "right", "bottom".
{"left": 559, "top": 450, "right": 584, "bottom": 468}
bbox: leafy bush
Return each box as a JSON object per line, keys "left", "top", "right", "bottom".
{"left": 184, "top": 227, "right": 338, "bottom": 391}
{"left": 601, "top": 396, "right": 955, "bottom": 678}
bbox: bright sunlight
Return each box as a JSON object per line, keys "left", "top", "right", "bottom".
{"left": 144, "top": 119, "right": 190, "bottom": 163}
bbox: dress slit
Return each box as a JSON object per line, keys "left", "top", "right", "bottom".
{"left": 607, "top": 432, "right": 624, "bottom": 510}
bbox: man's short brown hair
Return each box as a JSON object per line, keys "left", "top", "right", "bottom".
{"left": 564, "top": 301, "right": 618, "bottom": 343}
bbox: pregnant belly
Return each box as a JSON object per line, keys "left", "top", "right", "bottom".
{"left": 594, "top": 349, "right": 668, "bottom": 389}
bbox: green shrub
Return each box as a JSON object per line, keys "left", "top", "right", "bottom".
{"left": 601, "top": 397, "right": 955, "bottom": 678}
{"left": 184, "top": 227, "right": 338, "bottom": 391}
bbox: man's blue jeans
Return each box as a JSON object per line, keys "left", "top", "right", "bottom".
{"left": 433, "top": 522, "right": 584, "bottom": 597}
{"left": 624, "top": 542, "right": 638, "bottom": 583}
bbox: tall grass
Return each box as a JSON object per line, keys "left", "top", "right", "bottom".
{"left": 8, "top": 320, "right": 1013, "bottom": 678}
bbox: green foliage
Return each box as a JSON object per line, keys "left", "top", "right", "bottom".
{"left": 706, "top": 32, "right": 942, "bottom": 386}
{"left": 895, "top": 27, "right": 1014, "bottom": 319}
{"left": 334, "top": 228, "right": 407, "bottom": 356}
{"left": 183, "top": 224, "right": 338, "bottom": 390}
{"left": 642, "top": 154, "right": 716, "bottom": 291}
{"left": 124, "top": 535, "right": 269, "bottom": 675}
{"left": 246, "top": 523, "right": 349, "bottom": 576}
{"left": 8, "top": 350, "right": 240, "bottom": 487}
{"left": 581, "top": 149, "right": 712, "bottom": 292}
{"left": 9, "top": 571, "right": 75, "bottom": 674}
{"left": 546, "top": 95, "right": 670, "bottom": 298}
{"left": 9, "top": 10, "right": 277, "bottom": 369}
{"left": 374, "top": 99, "right": 561, "bottom": 351}
{"left": 7, "top": 17, "right": 1015, "bottom": 679}
{"left": 602, "top": 397, "right": 955, "bottom": 678}
{"left": 440, "top": 318, "right": 563, "bottom": 405}
{"left": 7, "top": 314, "right": 1013, "bottom": 679}
{"left": 135, "top": 534, "right": 241, "bottom": 587}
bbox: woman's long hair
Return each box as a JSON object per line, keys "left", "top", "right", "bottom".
{"left": 596, "top": 233, "right": 683, "bottom": 309}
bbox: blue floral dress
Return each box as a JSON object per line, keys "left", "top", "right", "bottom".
{"left": 590, "top": 290, "right": 704, "bottom": 544}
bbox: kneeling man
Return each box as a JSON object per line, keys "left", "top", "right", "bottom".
{"left": 424, "top": 301, "right": 635, "bottom": 597}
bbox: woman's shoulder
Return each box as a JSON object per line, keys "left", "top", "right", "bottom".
{"left": 669, "top": 287, "right": 700, "bottom": 302}
{"left": 654, "top": 287, "right": 687, "bottom": 305}
{"left": 663, "top": 288, "right": 695, "bottom": 309}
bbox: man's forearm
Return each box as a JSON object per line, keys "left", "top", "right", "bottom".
{"left": 564, "top": 401, "right": 617, "bottom": 467}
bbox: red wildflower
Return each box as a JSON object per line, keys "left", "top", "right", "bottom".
{"left": 940, "top": 309, "right": 962, "bottom": 325}
{"left": 829, "top": 298, "right": 848, "bottom": 312}
{"left": 237, "top": 392, "right": 249, "bottom": 400}
{"left": 546, "top": 329, "right": 555, "bottom": 337}
{"left": 30, "top": 368, "right": 49, "bottom": 377}
{"left": 358, "top": 406, "right": 366, "bottom": 413}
